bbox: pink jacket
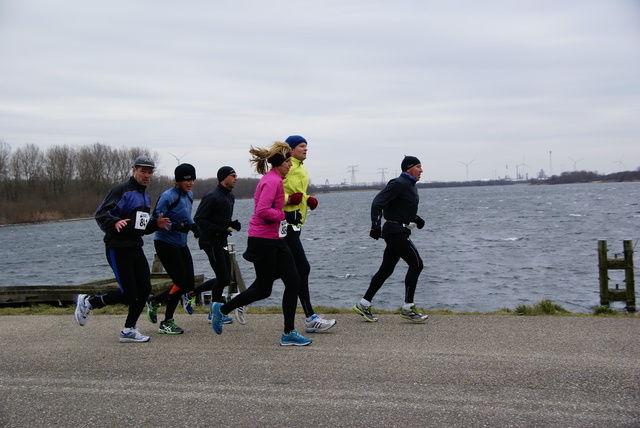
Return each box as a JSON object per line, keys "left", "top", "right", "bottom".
{"left": 248, "top": 168, "right": 286, "bottom": 239}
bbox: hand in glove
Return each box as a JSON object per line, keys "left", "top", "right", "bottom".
{"left": 369, "top": 227, "right": 381, "bottom": 240}
{"left": 190, "top": 223, "right": 201, "bottom": 238}
{"left": 284, "top": 210, "right": 302, "bottom": 225}
{"left": 307, "top": 196, "right": 318, "bottom": 210}
{"left": 171, "top": 221, "right": 191, "bottom": 233}
{"left": 287, "top": 192, "right": 304, "bottom": 205}
{"left": 414, "top": 215, "right": 425, "bottom": 230}
{"left": 228, "top": 219, "right": 241, "bottom": 231}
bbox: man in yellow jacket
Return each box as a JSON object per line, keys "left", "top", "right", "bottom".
{"left": 283, "top": 135, "right": 336, "bottom": 333}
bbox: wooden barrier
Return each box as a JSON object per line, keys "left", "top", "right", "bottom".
{"left": 0, "top": 273, "right": 205, "bottom": 306}
{"left": 598, "top": 239, "right": 636, "bottom": 312}
{"left": 0, "top": 251, "right": 204, "bottom": 306}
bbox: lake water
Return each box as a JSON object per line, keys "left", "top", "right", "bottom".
{"left": 1, "top": 182, "right": 638, "bottom": 313}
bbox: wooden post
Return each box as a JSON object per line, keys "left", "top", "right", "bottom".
{"left": 598, "top": 240, "right": 609, "bottom": 306}
{"left": 623, "top": 240, "right": 636, "bottom": 312}
{"left": 151, "top": 252, "right": 164, "bottom": 273}
{"left": 598, "top": 239, "right": 636, "bottom": 312}
{"left": 226, "top": 243, "right": 246, "bottom": 300}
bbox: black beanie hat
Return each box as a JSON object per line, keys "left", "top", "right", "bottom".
{"left": 217, "top": 166, "right": 236, "bottom": 182}
{"left": 268, "top": 152, "right": 291, "bottom": 167}
{"left": 175, "top": 163, "right": 196, "bottom": 182}
{"left": 401, "top": 156, "right": 421, "bottom": 172}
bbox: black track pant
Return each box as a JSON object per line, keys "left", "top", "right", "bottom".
{"left": 364, "top": 233, "right": 424, "bottom": 304}
{"left": 152, "top": 240, "right": 195, "bottom": 321}
{"left": 192, "top": 243, "right": 231, "bottom": 304}
{"left": 221, "top": 238, "right": 299, "bottom": 333}
{"left": 89, "top": 247, "right": 151, "bottom": 329}
{"left": 283, "top": 226, "right": 313, "bottom": 317}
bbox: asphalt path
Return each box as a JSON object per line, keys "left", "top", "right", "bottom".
{"left": 1, "top": 313, "right": 638, "bottom": 427}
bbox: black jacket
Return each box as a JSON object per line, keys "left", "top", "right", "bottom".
{"left": 371, "top": 173, "right": 420, "bottom": 238}
{"left": 194, "top": 184, "right": 235, "bottom": 248}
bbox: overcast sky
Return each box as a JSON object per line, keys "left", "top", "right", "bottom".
{"left": 1, "top": 0, "right": 638, "bottom": 184}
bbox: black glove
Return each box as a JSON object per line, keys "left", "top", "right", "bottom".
{"left": 171, "top": 221, "right": 190, "bottom": 233}
{"left": 189, "top": 223, "right": 201, "bottom": 239}
{"left": 228, "top": 219, "right": 241, "bottom": 231}
{"left": 284, "top": 210, "right": 302, "bottom": 225}
{"left": 415, "top": 215, "right": 425, "bottom": 230}
{"left": 369, "top": 227, "right": 381, "bottom": 240}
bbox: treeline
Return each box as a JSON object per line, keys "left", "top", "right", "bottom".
{"left": 0, "top": 141, "right": 326, "bottom": 224}
{"left": 531, "top": 169, "right": 640, "bottom": 185}
{"left": 0, "top": 141, "right": 274, "bottom": 225}
{"left": 0, "top": 141, "right": 164, "bottom": 224}
{"left": 317, "top": 170, "right": 640, "bottom": 194}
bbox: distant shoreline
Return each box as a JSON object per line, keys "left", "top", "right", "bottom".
{"left": 1, "top": 179, "right": 637, "bottom": 227}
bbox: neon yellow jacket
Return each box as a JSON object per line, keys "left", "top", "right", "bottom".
{"left": 283, "top": 157, "right": 310, "bottom": 224}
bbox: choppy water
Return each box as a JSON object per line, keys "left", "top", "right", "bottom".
{"left": 1, "top": 182, "right": 638, "bottom": 313}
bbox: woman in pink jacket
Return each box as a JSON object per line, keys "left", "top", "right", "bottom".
{"left": 210, "top": 141, "right": 312, "bottom": 346}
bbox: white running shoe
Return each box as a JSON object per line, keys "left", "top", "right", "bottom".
{"left": 305, "top": 314, "right": 336, "bottom": 333}
{"left": 399, "top": 305, "right": 428, "bottom": 323}
{"left": 230, "top": 293, "right": 247, "bottom": 325}
{"left": 119, "top": 327, "right": 150, "bottom": 343}
{"left": 74, "top": 294, "right": 92, "bottom": 326}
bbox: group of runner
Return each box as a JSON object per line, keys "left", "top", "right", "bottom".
{"left": 74, "top": 135, "right": 427, "bottom": 346}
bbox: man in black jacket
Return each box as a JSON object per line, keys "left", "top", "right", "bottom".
{"left": 353, "top": 155, "right": 428, "bottom": 323}
{"left": 190, "top": 166, "right": 244, "bottom": 324}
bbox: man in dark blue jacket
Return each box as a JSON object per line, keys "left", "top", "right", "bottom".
{"left": 353, "top": 155, "right": 428, "bottom": 323}
{"left": 74, "top": 155, "right": 171, "bottom": 343}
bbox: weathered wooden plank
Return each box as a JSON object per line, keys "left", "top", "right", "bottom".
{"left": 0, "top": 274, "right": 204, "bottom": 305}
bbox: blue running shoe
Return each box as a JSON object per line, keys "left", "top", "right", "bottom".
{"left": 211, "top": 302, "right": 224, "bottom": 334}
{"left": 181, "top": 293, "right": 196, "bottom": 315}
{"left": 208, "top": 305, "right": 232, "bottom": 324}
{"left": 280, "top": 329, "right": 312, "bottom": 346}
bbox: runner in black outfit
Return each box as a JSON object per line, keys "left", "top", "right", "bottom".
{"left": 74, "top": 156, "right": 171, "bottom": 343}
{"left": 191, "top": 166, "right": 243, "bottom": 324}
{"left": 353, "top": 155, "right": 429, "bottom": 323}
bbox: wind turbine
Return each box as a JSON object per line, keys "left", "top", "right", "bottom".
{"left": 459, "top": 159, "right": 475, "bottom": 181}
{"left": 168, "top": 152, "right": 189, "bottom": 165}
{"left": 568, "top": 157, "right": 583, "bottom": 171}
{"left": 612, "top": 154, "right": 626, "bottom": 172}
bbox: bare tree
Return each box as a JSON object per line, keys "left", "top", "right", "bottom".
{"left": 0, "top": 140, "right": 11, "bottom": 180}
{"left": 0, "top": 140, "right": 13, "bottom": 202}
{"left": 76, "top": 142, "right": 113, "bottom": 193}
{"left": 10, "top": 143, "right": 44, "bottom": 183}
{"left": 45, "top": 145, "right": 76, "bottom": 197}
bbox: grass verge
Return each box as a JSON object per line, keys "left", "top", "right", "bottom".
{"left": 0, "top": 300, "right": 637, "bottom": 317}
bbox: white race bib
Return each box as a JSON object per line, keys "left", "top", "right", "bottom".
{"left": 278, "top": 220, "right": 288, "bottom": 238}
{"left": 135, "top": 211, "right": 150, "bottom": 230}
